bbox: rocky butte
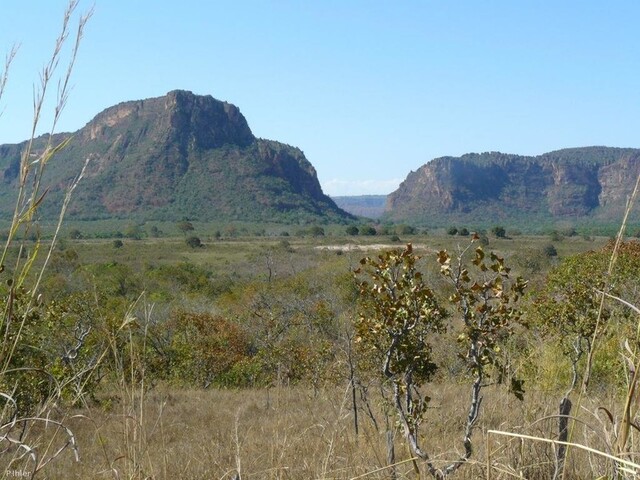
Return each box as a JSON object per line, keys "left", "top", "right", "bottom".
{"left": 384, "top": 147, "right": 640, "bottom": 228}
{"left": 0, "top": 90, "right": 353, "bottom": 223}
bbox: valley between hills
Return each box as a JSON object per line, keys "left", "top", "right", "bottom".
{"left": 1, "top": 90, "right": 638, "bottom": 234}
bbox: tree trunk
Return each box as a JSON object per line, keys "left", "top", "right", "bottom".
{"left": 553, "top": 396, "right": 572, "bottom": 480}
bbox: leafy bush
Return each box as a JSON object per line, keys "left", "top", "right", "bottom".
{"left": 492, "top": 225, "right": 506, "bottom": 238}
{"left": 396, "top": 224, "right": 416, "bottom": 235}
{"left": 164, "top": 312, "right": 249, "bottom": 387}
{"left": 186, "top": 235, "right": 202, "bottom": 248}
{"left": 543, "top": 243, "right": 558, "bottom": 257}
{"left": 309, "top": 226, "right": 325, "bottom": 237}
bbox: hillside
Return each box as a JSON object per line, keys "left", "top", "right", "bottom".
{"left": 384, "top": 147, "right": 640, "bottom": 229}
{"left": 0, "top": 90, "right": 353, "bottom": 223}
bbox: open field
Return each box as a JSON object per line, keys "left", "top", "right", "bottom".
{"left": 3, "top": 227, "right": 639, "bottom": 479}
{"left": 1, "top": 384, "right": 628, "bottom": 479}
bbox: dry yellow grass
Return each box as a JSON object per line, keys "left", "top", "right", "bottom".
{"left": 0, "top": 383, "right": 620, "bottom": 479}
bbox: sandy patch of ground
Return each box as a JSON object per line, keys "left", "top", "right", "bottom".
{"left": 314, "top": 243, "right": 433, "bottom": 252}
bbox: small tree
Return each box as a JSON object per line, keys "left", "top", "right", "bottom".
{"left": 397, "top": 224, "right": 416, "bottom": 235}
{"left": 491, "top": 225, "right": 506, "bottom": 238}
{"left": 355, "top": 244, "right": 446, "bottom": 476}
{"left": 177, "top": 220, "right": 195, "bottom": 235}
{"left": 309, "top": 225, "right": 325, "bottom": 237}
{"left": 186, "top": 236, "right": 202, "bottom": 248}
{"left": 345, "top": 225, "right": 359, "bottom": 236}
{"left": 360, "top": 225, "right": 377, "bottom": 236}
{"left": 68, "top": 228, "right": 82, "bottom": 239}
{"left": 355, "top": 241, "right": 526, "bottom": 478}
{"left": 124, "top": 223, "right": 143, "bottom": 240}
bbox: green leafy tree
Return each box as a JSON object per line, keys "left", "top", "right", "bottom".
{"left": 345, "top": 226, "right": 359, "bottom": 236}
{"left": 396, "top": 224, "right": 416, "bottom": 235}
{"left": 531, "top": 252, "right": 609, "bottom": 392}
{"left": 360, "top": 225, "right": 377, "bottom": 236}
{"left": 531, "top": 241, "right": 640, "bottom": 392}
{"left": 526, "top": 242, "right": 640, "bottom": 476}
{"left": 124, "top": 223, "right": 144, "bottom": 240}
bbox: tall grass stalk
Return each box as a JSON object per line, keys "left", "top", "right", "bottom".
{"left": 1, "top": 0, "right": 92, "bottom": 371}
{"left": 99, "top": 294, "right": 169, "bottom": 480}
{"left": 488, "top": 429, "right": 640, "bottom": 478}
{"left": 0, "top": 0, "right": 92, "bottom": 475}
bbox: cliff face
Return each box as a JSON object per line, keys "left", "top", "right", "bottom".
{"left": 0, "top": 90, "right": 352, "bottom": 223}
{"left": 385, "top": 147, "right": 640, "bottom": 225}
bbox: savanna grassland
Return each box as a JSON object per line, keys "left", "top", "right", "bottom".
{"left": 5, "top": 225, "right": 640, "bottom": 479}
{"left": 3, "top": 3, "right": 640, "bottom": 478}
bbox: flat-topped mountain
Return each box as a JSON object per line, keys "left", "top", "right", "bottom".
{"left": 0, "top": 90, "right": 353, "bottom": 223}
{"left": 384, "top": 147, "right": 640, "bottom": 228}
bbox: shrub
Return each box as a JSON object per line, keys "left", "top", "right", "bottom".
{"left": 492, "top": 225, "right": 506, "bottom": 238}
{"left": 309, "top": 226, "right": 325, "bottom": 237}
{"left": 396, "top": 224, "right": 416, "bottom": 235}
{"left": 186, "top": 236, "right": 202, "bottom": 248}
{"left": 549, "top": 230, "right": 563, "bottom": 242}
{"left": 164, "top": 312, "right": 249, "bottom": 387}
{"left": 124, "top": 224, "right": 143, "bottom": 240}
{"left": 177, "top": 220, "right": 195, "bottom": 234}
{"left": 543, "top": 243, "right": 558, "bottom": 257}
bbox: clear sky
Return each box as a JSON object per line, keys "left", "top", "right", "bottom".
{"left": 0, "top": 1, "right": 639, "bottom": 196}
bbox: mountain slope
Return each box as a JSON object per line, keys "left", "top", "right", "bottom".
{"left": 384, "top": 147, "right": 640, "bottom": 227}
{"left": 0, "top": 90, "right": 353, "bottom": 223}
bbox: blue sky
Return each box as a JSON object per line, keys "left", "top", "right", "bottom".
{"left": 0, "top": 1, "right": 639, "bottom": 196}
